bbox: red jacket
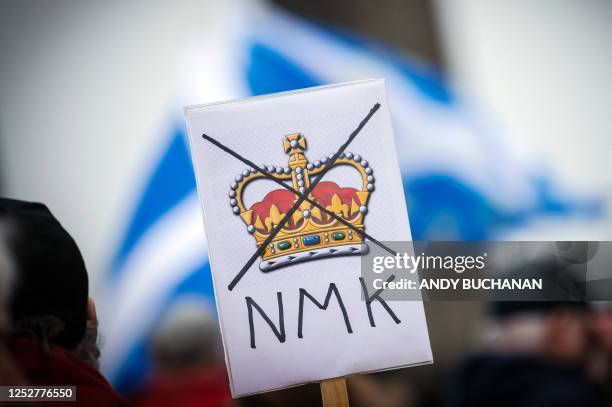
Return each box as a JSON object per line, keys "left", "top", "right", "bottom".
{"left": 132, "top": 366, "right": 232, "bottom": 407}
{"left": 6, "top": 337, "right": 131, "bottom": 406}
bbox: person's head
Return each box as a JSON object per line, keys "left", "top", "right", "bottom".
{"left": 485, "top": 300, "right": 589, "bottom": 363}
{"left": 482, "top": 259, "right": 591, "bottom": 363}
{"left": 150, "top": 297, "right": 220, "bottom": 374}
{"left": 0, "top": 198, "right": 89, "bottom": 351}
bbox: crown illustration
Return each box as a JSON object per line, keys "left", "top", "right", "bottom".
{"left": 229, "top": 133, "right": 375, "bottom": 272}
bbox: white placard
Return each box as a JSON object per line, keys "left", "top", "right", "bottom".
{"left": 185, "top": 79, "right": 432, "bottom": 397}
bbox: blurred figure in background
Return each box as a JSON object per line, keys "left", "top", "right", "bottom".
{"left": 132, "top": 298, "right": 232, "bottom": 407}
{"left": 443, "top": 295, "right": 604, "bottom": 407}
{"left": 588, "top": 303, "right": 612, "bottom": 403}
{"left": 0, "top": 198, "right": 130, "bottom": 406}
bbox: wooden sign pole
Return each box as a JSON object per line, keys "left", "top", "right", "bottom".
{"left": 320, "top": 377, "right": 350, "bottom": 407}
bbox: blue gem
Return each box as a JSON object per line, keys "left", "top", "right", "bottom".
{"left": 302, "top": 235, "right": 321, "bottom": 246}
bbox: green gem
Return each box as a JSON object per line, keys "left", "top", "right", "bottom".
{"left": 278, "top": 241, "right": 292, "bottom": 250}
{"left": 332, "top": 232, "right": 346, "bottom": 240}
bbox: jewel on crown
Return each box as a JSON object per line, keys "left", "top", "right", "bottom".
{"left": 229, "top": 133, "right": 374, "bottom": 271}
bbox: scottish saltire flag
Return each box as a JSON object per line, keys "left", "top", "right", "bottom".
{"left": 99, "top": 4, "right": 596, "bottom": 393}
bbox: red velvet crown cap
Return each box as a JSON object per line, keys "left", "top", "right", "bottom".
{"left": 249, "top": 181, "right": 360, "bottom": 231}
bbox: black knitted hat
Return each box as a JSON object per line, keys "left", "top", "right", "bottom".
{"left": 0, "top": 198, "right": 88, "bottom": 349}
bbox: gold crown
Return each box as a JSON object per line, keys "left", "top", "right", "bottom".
{"left": 229, "top": 133, "right": 374, "bottom": 271}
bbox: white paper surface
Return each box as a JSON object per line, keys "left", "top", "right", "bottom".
{"left": 185, "top": 79, "right": 432, "bottom": 397}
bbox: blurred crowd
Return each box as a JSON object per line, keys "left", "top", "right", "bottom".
{"left": 0, "top": 198, "right": 611, "bottom": 406}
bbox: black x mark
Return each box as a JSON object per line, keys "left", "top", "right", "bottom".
{"left": 202, "top": 102, "right": 395, "bottom": 291}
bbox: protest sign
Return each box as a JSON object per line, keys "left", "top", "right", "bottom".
{"left": 185, "top": 79, "right": 432, "bottom": 398}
